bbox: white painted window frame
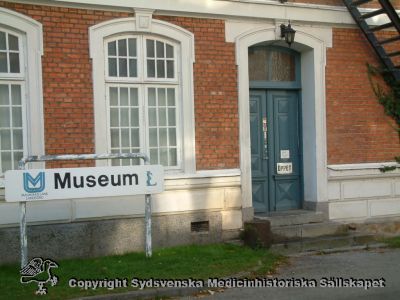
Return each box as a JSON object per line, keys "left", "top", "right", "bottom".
{"left": 0, "top": 7, "right": 44, "bottom": 187}
{"left": 89, "top": 11, "right": 196, "bottom": 175}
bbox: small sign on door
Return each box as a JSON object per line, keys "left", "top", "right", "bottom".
{"left": 280, "top": 150, "right": 290, "bottom": 159}
{"left": 277, "top": 162, "right": 293, "bottom": 174}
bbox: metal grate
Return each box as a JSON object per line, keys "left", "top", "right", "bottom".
{"left": 191, "top": 221, "right": 209, "bottom": 232}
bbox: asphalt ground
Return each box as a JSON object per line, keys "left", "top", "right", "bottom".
{"left": 182, "top": 248, "right": 400, "bottom": 300}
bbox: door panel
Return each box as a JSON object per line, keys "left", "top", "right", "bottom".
{"left": 250, "top": 91, "right": 269, "bottom": 212}
{"left": 250, "top": 89, "right": 302, "bottom": 212}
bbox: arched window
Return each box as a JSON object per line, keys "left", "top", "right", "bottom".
{"left": 90, "top": 14, "right": 195, "bottom": 174}
{"left": 105, "top": 35, "right": 180, "bottom": 168}
{"left": 0, "top": 8, "right": 43, "bottom": 184}
{"left": 0, "top": 29, "right": 25, "bottom": 174}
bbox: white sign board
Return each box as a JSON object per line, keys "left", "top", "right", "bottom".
{"left": 5, "top": 165, "right": 164, "bottom": 202}
{"left": 277, "top": 163, "right": 293, "bottom": 175}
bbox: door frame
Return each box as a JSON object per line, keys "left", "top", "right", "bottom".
{"left": 235, "top": 25, "right": 330, "bottom": 220}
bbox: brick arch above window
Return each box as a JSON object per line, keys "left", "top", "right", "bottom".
{"left": 89, "top": 10, "right": 195, "bottom": 175}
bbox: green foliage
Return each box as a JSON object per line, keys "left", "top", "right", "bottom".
{"left": 0, "top": 244, "right": 281, "bottom": 300}
{"left": 367, "top": 64, "right": 400, "bottom": 172}
{"left": 383, "top": 236, "right": 400, "bottom": 248}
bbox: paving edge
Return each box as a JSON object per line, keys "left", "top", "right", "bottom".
{"left": 285, "top": 242, "right": 389, "bottom": 257}
{"left": 74, "top": 286, "right": 206, "bottom": 300}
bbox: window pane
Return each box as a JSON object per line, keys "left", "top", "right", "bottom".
{"left": 149, "top": 128, "right": 158, "bottom": 147}
{"left": 130, "top": 88, "right": 138, "bottom": 106}
{"left": 108, "top": 41, "right": 116, "bottom": 56}
{"left": 11, "top": 85, "right": 21, "bottom": 105}
{"left": 159, "top": 128, "right": 168, "bottom": 147}
{"left": 0, "top": 32, "right": 5, "bottom": 50}
{"left": 9, "top": 53, "right": 20, "bottom": 73}
{"left": 110, "top": 129, "right": 119, "bottom": 147}
{"left": 146, "top": 40, "right": 155, "bottom": 58}
{"left": 248, "top": 47, "right": 268, "bottom": 81}
{"left": 156, "top": 41, "right": 164, "bottom": 58}
{"left": 0, "top": 107, "right": 10, "bottom": 127}
{"left": 8, "top": 34, "right": 19, "bottom": 51}
{"left": 130, "top": 108, "right": 139, "bottom": 127}
{"left": 248, "top": 47, "right": 296, "bottom": 82}
{"left": 0, "top": 84, "right": 9, "bottom": 105}
{"left": 111, "top": 149, "right": 120, "bottom": 166}
{"left": 109, "top": 87, "right": 118, "bottom": 106}
{"left": 131, "top": 128, "right": 139, "bottom": 147}
{"left": 0, "top": 129, "right": 11, "bottom": 150}
{"left": 158, "top": 89, "right": 166, "bottom": 106}
{"left": 157, "top": 60, "right": 165, "bottom": 78}
{"left": 129, "top": 59, "right": 137, "bottom": 77}
{"left": 149, "top": 108, "right": 157, "bottom": 126}
{"left": 167, "top": 60, "right": 174, "bottom": 78}
{"left": 270, "top": 51, "right": 295, "bottom": 81}
{"left": 168, "top": 108, "right": 176, "bottom": 126}
{"left": 13, "top": 129, "right": 23, "bottom": 149}
{"left": 169, "top": 128, "right": 177, "bottom": 146}
{"left": 118, "top": 58, "right": 127, "bottom": 77}
{"left": 12, "top": 107, "right": 22, "bottom": 127}
{"left": 169, "top": 148, "right": 177, "bottom": 166}
{"left": 110, "top": 108, "right": 119, "bottom": 127}
{"left": 160, "top": 148, "right": 168, "bottom": 165}
{"left": 121, "top": 128, "right": 129, "bottom": 147}
{"left": 1, "top": 152, "right": 12, "bottom": 172}
{"left": 147, "top": 59, "right": 155, "bottom": 77}
{"left": 148, "top": 88, "right": 156, "bottom": 106}
{"left": 120, "top": 88, "right": 129, "bottom": 106}
{"left": 0, "top": 52, "right": 7, "bottom": 72}
{"left": 150, "top": 149, "right": 158, "bottom": 164}
{"left": 14, "top": 151, "right": 23, "bottom": 170}
{"left": 167, "top": 89, "right": 175, "bottom": 106}
{"left": 159, "top": 108, "right": 166, "bottom": 126}
{"left": 108, "top": 58, "right": 117, "bottom": 76}
{"left": 166, "top": 44, "right": 173, "bottom": 58}
{"left": 128, "top": 38, "right": 137, "bottom": 57}
{"left": 120, "top": 109, "right": 129, "bottom": 127}
{"left": 118, "top": 39, "right": 127, "bottom": 56}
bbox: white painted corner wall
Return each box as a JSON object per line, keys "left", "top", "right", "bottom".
{"left": 328, "top": 163, "right": 400, "bottom": 221}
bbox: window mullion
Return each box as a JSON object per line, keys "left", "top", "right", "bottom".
{"left": 142, "top": 85, "right": 148, "bottom": 165}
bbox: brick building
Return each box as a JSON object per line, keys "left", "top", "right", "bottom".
{"left": 0, "top": 0, "right": 399, "bottom": 262}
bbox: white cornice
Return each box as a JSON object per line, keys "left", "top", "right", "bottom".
{"left": 1, "top": 0, "right": 394, "bottom": 26}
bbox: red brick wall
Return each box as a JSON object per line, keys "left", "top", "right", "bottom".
{"left": 326, "top": 28, "right": 400, "bottom": 164}
{"left": 0, "top": 2, "right": 239, "bottom": 170}
{"left": 0, "top": 1, "right": 131, "bottom": 167}
{"left": 156, "top": 16, "right": 239, "bottom": 170}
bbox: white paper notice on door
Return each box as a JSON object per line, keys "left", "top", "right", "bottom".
{"left": 280, "top": 150, "right": 290, "bottom": 159}
{"left": 277, "top": 162, "right": 293, "bottom": 174}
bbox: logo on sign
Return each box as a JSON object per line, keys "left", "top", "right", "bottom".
{"left": 20, "top": 257, "right": 59, "bottom": 295}
{"left": 23, "top": 172, "right": 46, "bottom": 193}
{"left": 146, "top": 171, "right": 157, "bottom": 187}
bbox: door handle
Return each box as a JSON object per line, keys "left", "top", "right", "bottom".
{"left": 262, "top": 117, "right": 268, "bottom": 160}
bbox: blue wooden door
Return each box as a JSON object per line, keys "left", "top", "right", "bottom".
{"left": 250, "top": 89, "right": 302, "bottom": 212}
{"left": 250, "top": 91, "right": 269, "bottom": 212}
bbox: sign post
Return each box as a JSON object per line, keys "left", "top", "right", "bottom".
{"left": 6, "top": 153, "right": 162, "bottom": 268}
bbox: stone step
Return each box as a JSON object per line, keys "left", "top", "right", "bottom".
{"left": 270, "top": 233, "right": 381, "bottom": 255}
{"left": 271, "top": 221, "right": 348, "bottom": 243}
{"left": 255, "top": 210, "right": 325, "bottom": 227}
